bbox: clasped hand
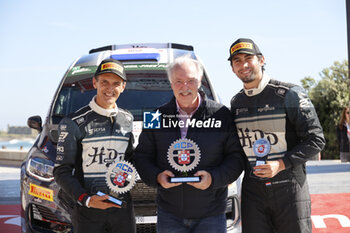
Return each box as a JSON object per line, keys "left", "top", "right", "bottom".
{"left": 253, "top": 159, "right": 285, "bottom": 178}
{"left": 157, "top": 170, "right": 212, "bottom": 190}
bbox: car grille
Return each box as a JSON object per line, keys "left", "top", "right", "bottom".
{"left": 29, "top": 203, "right": 72, "bottom": 232}
{"left": 32, "top": 203, "right": 63, "bottom": 223}
{"left": 131, "top": 181, "right": 157, "bottom": 216}
{"left": 131, "top": 181, "right": 157, "bottom": 202}
{"left": 137, "top": 223, "right": 157, "bottom": 233}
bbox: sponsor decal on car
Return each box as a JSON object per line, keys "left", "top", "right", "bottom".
{"left": 68, "top": 66, "right": 97, "bottom": 76}
{"left": 124, "top": 63, "right": 167, "bottom": 71}
{"left": 28, "top": 183, "right": 54, "bottom": 202}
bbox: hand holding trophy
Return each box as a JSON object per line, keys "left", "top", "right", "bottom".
{"left": 98, "top": 160, "right": 137, "bottom": 207}
{"left": 167, "top": 138, "right": 201, "bottom": 183}
{"left": 251, "top": 138, "right": 271, "bottom": 179}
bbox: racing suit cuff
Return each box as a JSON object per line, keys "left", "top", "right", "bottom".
{"left": 77, "top": 193, "right": 89, "bottom": 207}
{"left": 85, "top": 196, "right": 91, "bottom": 208}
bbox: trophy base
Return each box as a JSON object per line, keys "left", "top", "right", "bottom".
{"left": 254, "top": 160, "right": 266, "bottom": 171}
{"left": 96, "top": 191, "right": 126, "bottom": 208}
{"left": 255, "top": 160, "right": 266, "bottom": 166}
{"left": 169, "top": 176, "right": 201, "bottom": 183}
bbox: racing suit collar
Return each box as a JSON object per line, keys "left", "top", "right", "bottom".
{"left": 243, "top": 73, "right": 271, "bottom": 97}
{"left": 89, "top": 96, "right": 119, "bottom": 117}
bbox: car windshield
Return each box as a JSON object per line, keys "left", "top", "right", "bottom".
{"left": 52, "top": 70, "right": 214, "bottom": 124}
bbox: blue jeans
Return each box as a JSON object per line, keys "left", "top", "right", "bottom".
{"left": 157, "top": 207, "right": 227, "bottom": 233}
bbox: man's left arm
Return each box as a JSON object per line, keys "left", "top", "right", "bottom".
{"left": 282, "top": 86, "right": 325, "bottom": 169}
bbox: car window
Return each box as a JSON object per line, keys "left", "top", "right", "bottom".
{"left": 52, "top": 68, "right": 214, "bottom": 124}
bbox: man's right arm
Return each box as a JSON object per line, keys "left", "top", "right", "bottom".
{"left": 53, "top": 117, "right": 88, "bottom": 206}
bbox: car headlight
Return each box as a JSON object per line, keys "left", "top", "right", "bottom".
{"left": 26, "top": 156, "right": 55, "bottom": 182}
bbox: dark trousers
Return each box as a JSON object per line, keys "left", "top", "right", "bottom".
{"left": 157, "top": 206, "right": 227, "bottom": 233}
{"left": 72, "top": 202, "right": 136, "bottom": 233}
{"left": 241, "top": 175, "right": 311, "bottom": 233}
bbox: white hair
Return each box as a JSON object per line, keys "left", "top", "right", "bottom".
{"left": 167, "top": 54, "right": 204, "bottom": 83}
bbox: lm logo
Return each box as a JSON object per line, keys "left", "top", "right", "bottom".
{"left": 143, "top": 110, "right": 161, "bottom": 129}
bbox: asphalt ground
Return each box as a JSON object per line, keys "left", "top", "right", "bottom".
{"left": 306, "top": 160, "right": 350, "bottom": 194}
{"left": 2, "top": 160, "right": 349, "bottom": 204}
{"left": 0, "top": 160, "right": 349, "bottom": 232}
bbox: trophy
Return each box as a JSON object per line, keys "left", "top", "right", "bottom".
{"left": 253, "top": 138, "right": 271, "bottom": 166}
{"left": 98, "top": 160, "right": 137, "bottom": 207}
{"left": 167, "top": 138, "right": 201, "bottom": 183}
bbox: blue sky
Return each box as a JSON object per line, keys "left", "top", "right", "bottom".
{"left": 0, "top": 0, "right": 347, "bottom": 130}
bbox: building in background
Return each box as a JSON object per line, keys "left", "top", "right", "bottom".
{"left": 7, "top": 126, "right": 33, "bottom": 135}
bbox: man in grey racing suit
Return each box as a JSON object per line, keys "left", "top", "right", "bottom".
{"left": 228, "top": 38, "right": 325, "bottom": 233}
{"left": 53, "top": 58, "right": 136, "bottom": 233}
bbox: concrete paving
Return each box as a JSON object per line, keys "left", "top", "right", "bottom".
{"left": 0, "top": 165, "right": 21, "bottom": 204}
{"left": 306, "top": 160, "right": 350, "bottom": 194}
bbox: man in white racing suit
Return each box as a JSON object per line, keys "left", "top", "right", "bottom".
{"left": 54, "top": 58, "right": 136, "bottom": 233}
{"left": 228, "top": 38, "right": 325, "bottom": 233}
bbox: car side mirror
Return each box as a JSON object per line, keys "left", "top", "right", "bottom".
{"left": 27, "top": 115, "right": 42, "bottom": 132}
